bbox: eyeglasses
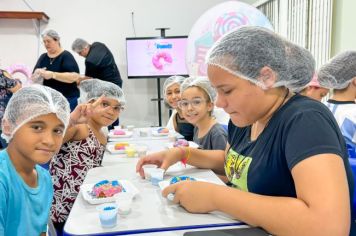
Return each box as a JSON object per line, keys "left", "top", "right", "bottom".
{"left": 178, "top": 98, "right": 207, "bottom": 110}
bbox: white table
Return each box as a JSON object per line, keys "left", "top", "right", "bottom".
{"left": 63, "top": 163, "right": 243, "bottom": 235}
{"left": 101, "top": 137, "right": 172, "bottom": 166}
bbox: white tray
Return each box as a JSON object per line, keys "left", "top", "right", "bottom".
{"left": 106, "top": 143, "right": 126, "bottom": 154}
{"left": 108, "top": 131, "right": 133, "bottom": 138}
{"left": 81, "top": 180, "right": 139, "bottom": 204}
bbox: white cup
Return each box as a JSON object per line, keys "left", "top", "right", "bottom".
{"left": 96, "top": 203, "right": 118, "bottom": 228}
{"left": 150, "top": 168, "right": 165, "bottom": 186}
{"left": 127, "top": 125, "right": 135, "bottom": 131}
{"left": 115, "top": 193, "right": 133, "bottom": 215}
{"left": 142, "top": 164, "right": 157, "bottom": 180}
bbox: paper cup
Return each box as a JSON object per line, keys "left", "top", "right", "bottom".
{"left": 97, "top": 203, "right": 118, "bottom": 228}
{"left": 142, "top": 164, "right": 157, "bottom": 180}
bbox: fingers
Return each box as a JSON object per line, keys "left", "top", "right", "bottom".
{"left": 92, "top": 95, "right": 105, "bottom": 108}
{"left": 162, "top": 183, "right": 181, "bottom": 204}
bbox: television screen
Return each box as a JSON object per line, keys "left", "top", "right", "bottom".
{"left": 126, "top": 36, "right": 189, "bottom": 78}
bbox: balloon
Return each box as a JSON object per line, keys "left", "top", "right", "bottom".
{"left": 187, "top": 1, "right": 273, "bottom": 76}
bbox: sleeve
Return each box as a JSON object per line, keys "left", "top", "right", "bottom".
{"left": 0, "top": 180, "right": 8, "bottom": 234}
{"left": 0, "top": 72, "right": 16, "bottom": 90}
{"left": 33, "top": 53, "right": 46, "bottom": 72}
{"left": 61, "top": 51, "right": 79, "bottom": 73}
{"left": 210, "top": 125, "right": 228, "bottom": 150}
{"left": 284, "top": 110, "right": 345, "bottom": 170}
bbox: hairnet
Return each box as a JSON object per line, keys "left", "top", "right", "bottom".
{"left": 180, "top": 76, "right": 216, "bottom": 102}
{"left": 41, "top": 29, "right": 60, "bottom": 41}
{"left": 284, "top": 40, "right": 316, "bottom": 92}
{"left": 72, "top": 38, "right": 89, "bottom": 53}
{"left": 163, "top": 76, "right": 186, "bottom": 99}
{"left": 206, "top": 26, "right": 292, "bottom": 90}
{"left": 78, "top": 79, "right": 126, "bottom": 106}
{"left": 1, "top": 84, "right": 70, "bottom": 142}
{"left": 318, "top": 51, "right": 356, "bottom": 89}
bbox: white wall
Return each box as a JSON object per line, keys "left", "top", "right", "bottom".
{"left": 331, "top": 0, "right": 356, "bottom": 56}
{"left": 0, "top": 0, "right": 229, "bottom": 127}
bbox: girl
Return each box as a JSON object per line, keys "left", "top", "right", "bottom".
{"left": 178, "top": 76, "right": 227, "bottom": 151}
{"left": 0, "top": 85, "right": 70, "bottom": 235}
{"left": 165, "top": 75, "right": 195, "bottom": 141}
{"left": 49, "top": 79, "right": 125, "bottom": 235}
{"left": 137, "top": 27, "right": 354, "bottom": 235}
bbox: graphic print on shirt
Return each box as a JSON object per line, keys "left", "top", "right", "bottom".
{"left": 224, "top": 148, "right": 252, "bottom": 191}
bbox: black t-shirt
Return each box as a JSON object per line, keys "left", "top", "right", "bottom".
{"left": 226, "top": 94, "right": 354, "bottom": 212}
{"left": 33, "top": 50, "right": 79, "bottom": 98}
{"left": 85, "top": 42, "right": 122, "bottom": 87}
{"left": 176, "top": 113, "right": 194, "bottom": 141}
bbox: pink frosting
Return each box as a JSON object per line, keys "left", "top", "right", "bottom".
{"left": 114, "top": 130, "right": 126, "bottom": 135}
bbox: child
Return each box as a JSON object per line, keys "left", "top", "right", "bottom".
{"left": 318, "top": 50, "right": 356, "bottom": 158}
{"left": 178, "top": 76, "right": 227, "bottom": 150}
{"left": 300, "top": 74, "right": 329, "bottom": 101}
{"left": 49, "top": 79, "right": 125, "bottom": 234}
{"left": 0, "top": 69, "right": 22, "bottom": 148}
{"left": 164, "top": 75, "right": 195, "bottom": 141}
{"left": 0, "top": 85, "right": 70, "bottom": 235}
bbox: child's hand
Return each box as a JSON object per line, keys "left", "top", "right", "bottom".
{"left": 69, "top": 96, "right": 105, "bottom": 125}
{"left": 162, "top": 181, "right": 220, "bottom": 213}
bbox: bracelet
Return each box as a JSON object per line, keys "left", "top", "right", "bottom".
{"left": 178, "top": 146, "right": 191, "bottom": 167}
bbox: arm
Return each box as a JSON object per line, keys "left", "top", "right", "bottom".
{"left": 7, "top": 81, "right": 21, "bottom": 93}
{"left": 40, "top": 71, "right": 80, "bottom": 83}
{"left": 215, "top": 154, "right": 349, "bottom": 236}
{"left": 163, "top": 154, "right": 350, "bottom": 236}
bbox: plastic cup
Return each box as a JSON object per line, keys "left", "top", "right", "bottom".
{"left": 115, "top": 192, "right": 133, "bottom": 215}
{"left": 139, "top": 128, "right": 149, "bottom": 137}
{"left": 168, "top": 133, "right": 177, "bottom": 142}
{"left": 142, "top": 164, "right": 157, "bottom": 180}
{"left": 136, "top": 145, "right": 148, "bottom": 158}
{"left": 97, "top": 203, "right": 118, "bottom": 228}
{"left": 114, "top": 125, "right": 122, "bottom": 130}
{"left": 150, "top": 168, "right": 165, "bottom": 186}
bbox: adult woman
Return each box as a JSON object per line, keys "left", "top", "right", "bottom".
{"left": 137, "top": 26, "right": 354, "bottom": 235}
{"left": 33, "top": 29, "right": 80, "bottom": 110}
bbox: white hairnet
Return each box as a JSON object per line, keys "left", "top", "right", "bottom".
{"left": 284, "top": 40, "right": 316, "bottom": 92}
{"left": 206, "top": 26, "right": 292, "bottom": 90}
{"left": 41, "top": 29, "right": 60, "bottom": 41}
{"left": 318, "top": 51, "right": 356, "bottom": 89}
{"left": 78, "top": 79, "right": 126, "bottom": 106}
{"left": 163, "top": 76, "right": 186, "bottom": 98}
{"left": 72, "top": 38, "right": 89, "bottom": 53}
{"left": 1, "top": 84, "right": 70, "bottom": 143}
{"left": 180, "top": 76, "right": 216, "bottom": 102}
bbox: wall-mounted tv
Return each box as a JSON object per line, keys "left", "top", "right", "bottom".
{"left": 126, "top": 36, "right": 189, "bottom": 79}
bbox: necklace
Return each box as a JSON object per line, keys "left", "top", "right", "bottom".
{"left": 250, "top": 88, "right": 290, "bottom": 141}
{"left": 49, "top": 57, "right": 56, "bottom": 65}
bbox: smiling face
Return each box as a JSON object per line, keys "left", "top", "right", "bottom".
{"left": 179, "top": 86, "right": 213, "bottom": 125}
{"left": 8, "top": 113, "right": 65, "bottom": 166}
{"left": 165, "top": 83, "right": 181, "bottom": 109}
{"left": 207, "top": 65, "right": 281, "bottom": 127}
{"left": 90, "top": 97, "right": 122, "bottom": 126}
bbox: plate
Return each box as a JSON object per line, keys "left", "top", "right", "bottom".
{"left": 106, "top": 144, "right": 127, "bottom": 154}
{"left": 81, "top": 180, "right": 139, "bottom": 204}
{"left": 165, "top": 141, "right": 200, "bottom": 149}
{"left": 108, "top": 130, "right": 133, "bottom": 138}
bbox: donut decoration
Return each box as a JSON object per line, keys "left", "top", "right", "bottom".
{"left": 113, "top": 129, "right": 126, "bottom": 135}
{"left": 152, "top": 52, "right": 173, "bottom": 70}
{"left": 157, "top": 127, "right": 169, "bottom": 134}
{"left": 170, "top": 176, "right": 196, "bottom": 185}
{"left": 173, "top": 139, "right": 189, "bottom": 147}
{"left": 5, "top": 63, "right": 33, "bottom": 86}
{"left": 91, "top": 180, "right": 124, "bottom": 198}
{"left": 114, "top": 142, "right": 129, "bottom": 150}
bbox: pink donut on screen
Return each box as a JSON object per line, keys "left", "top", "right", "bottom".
{"left": 152, "top": 52, "right": 173, "bottom": 70}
